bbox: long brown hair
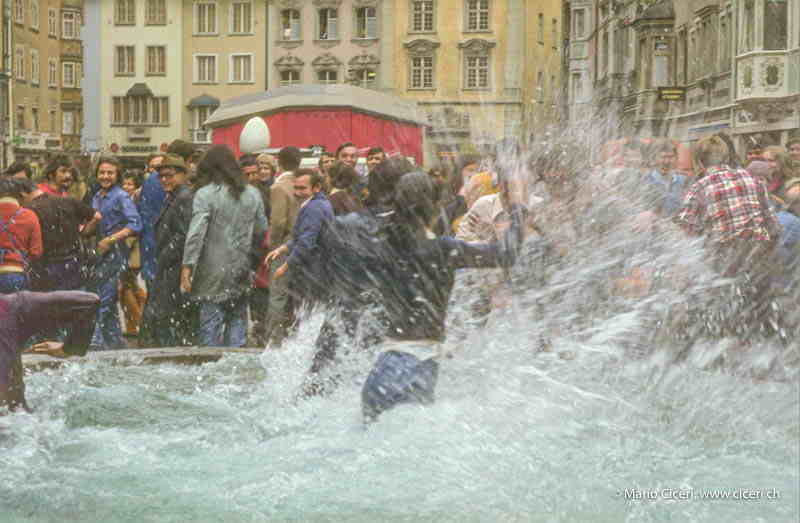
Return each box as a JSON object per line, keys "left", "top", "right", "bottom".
{"left": 196, "top": 145, "right": 247, "bottom": 199}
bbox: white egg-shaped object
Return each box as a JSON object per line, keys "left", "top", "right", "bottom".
{"left": 239, "top": 116, "right": 271, "bottom": 154}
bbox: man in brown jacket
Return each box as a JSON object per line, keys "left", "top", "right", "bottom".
{"left": 265, "top": 146, "right": 302, "bottom": 346}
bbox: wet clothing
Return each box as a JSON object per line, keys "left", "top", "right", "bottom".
{"left": 644, "top": 169, "right": 687, "bottom": 217}
{"left": 140, "top": 185, "right": 196, "bottom": 347}
{"left": 0, "top": 291, "right": 99, "bottom": 411}
{"left": 311, "top": 206, "right": 524, "bottom": 419}
{"left": 0, "top": 199, "right": 43, "bottom": 272}
{"left": 287, "top": 192, "right": 334, "bottom": 304}
{"left": 138, "top": 171, "right": 167, "bottom": 284}
{"left": 89, "top": 186, "right": 142, "bottom": 350}
{"left": 26, "top": 193, "right": 95, "bottom": 264}
{"left": 183, "top": 184, "right": 268, "bottom": 304}
{"left": 675, "top": 165, "right": 780, "bottom": 245}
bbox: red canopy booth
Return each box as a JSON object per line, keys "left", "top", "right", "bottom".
{"left": 204, "top": 84, "right": 426, "bottom": 164}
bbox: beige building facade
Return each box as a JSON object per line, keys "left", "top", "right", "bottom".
{"left": 391, "top": 0, "right": 563, "bottom": 163}
{"left": 10, "top": 0, "right": 79, "bottom": 171}
{"left": 182, "top": 0, "right": 268, "bottom": 147}
{"left": 267, "top": 0, "right": 392, "bottom": 91}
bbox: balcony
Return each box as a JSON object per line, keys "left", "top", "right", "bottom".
{"left": 736, "top": 51, "right": 798, "bottom": 102}
{"left": 190, "top": 129, "right": 212, "bottom": 144}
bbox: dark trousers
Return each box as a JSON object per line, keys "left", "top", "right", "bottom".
{"left": 249, "top": 287, "right": 270, "bottom": 346}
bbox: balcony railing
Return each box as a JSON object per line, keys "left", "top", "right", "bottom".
{"left": 191, "top": 129, "right": 211, "bottom": 144}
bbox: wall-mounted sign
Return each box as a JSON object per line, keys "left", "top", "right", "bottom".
{"left": 658, "top": 87, "right": 686, "bottom": 101}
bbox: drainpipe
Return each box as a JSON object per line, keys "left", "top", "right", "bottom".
{"left": 264, "top": 0, "right": 269, "bottom": 90}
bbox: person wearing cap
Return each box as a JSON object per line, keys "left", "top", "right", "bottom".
{"left": 140, "top": 154, "right": 197, "bottom": 347}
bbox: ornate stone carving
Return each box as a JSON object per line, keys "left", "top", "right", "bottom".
{"left": 352, "top": 0, "right": 379, "bottom": 7}
{"left": 312, "top": 52, "right": 343, "bottom": 70}
{"left": 348, "top": 53, "right": 380, "bottom": 69}
{"left": 403, "top": 39, "right": 441, "bottom": 56}
{"left": 760, "top": 57, "right": 784, "bottom": 92}
{"left": 740, "top": 101, "right": 794, "bottom": 124}
{"left": 457, "top": 38, "right": 497, "bottom": 53}
{"left": 276, "top": 40, "right": 303, "bottom": 50}
{"left": 314, "top": 39, "right": 341, "bottom": 49}
{"left": 312, "top": 0, "right": 342, "bottom": 8}
{"left": 275, "top": 0, "right": 302, "bottom": 9}
{"left": 274, "top": 55, "right": 305, "bottom": 72}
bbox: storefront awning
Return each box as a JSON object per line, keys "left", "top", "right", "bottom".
{"left": 188, "top": 94, "right": 220, "bottom": 108}
{"left": 126, "top": 83, "right": 153, "bottom": 97}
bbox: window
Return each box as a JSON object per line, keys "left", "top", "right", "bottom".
{"left": 31, "top": 49, "right": 39, "bottom": 85}
{"left": 63, "top": 111, "right": 74, "bottom": 135}
{"left": 115, "top": 46, "right": 135, "bottom": 75}
{"left": 16, "top": 106, "right": 25, "bottom": 131}
{"left": 676, "top": 29, "right": 686, "bottom": 84}
{"left": 49, "top": 110, "right": 56, "bottom": 133}
{"left": 318, "top": 8, "right": 338, "bottom": 40}
{"left": 354, "top": 69, "right": 377, "bottom": 89}
{"left": 764, "top": 0, "right": 788, "bottom": 50}
{"left": 552, "top": 18, "right": 558, "bottom": 49}
{"left": 14, "top": 0, "right": 23, "bottom": 24}
{"left": 601, "top": 28, "right": 609, "bottom": 75}
{"left": 538, "top": 13, "right": 544, "bottom": 43}
{"left": 195, "top": 1, "right": 217, "bottom": 34}
{"left": 230, "top": 54, "right": 253, "bottom": 83}
{"left": 15, "top": 46, "right": 25, "bottom": 81}
{"left": 63, "top": 62, "right": 76, "bottom": 87}
{"left": 231, "top": 1, "right": 252, "bottom": 34}
{"left": 281, "top": 9, "right": 301, "bottom": 40}
{"left": 317, "top": 70, "right": 338, "bottom": 84}
{"left": 31, "top": 0, "right": 39, "bottom": 30}
{"left": 571, "top": 72, "right": 582, "bottom": 102}
{"left": 31, "top": 108, "right": 39, "bottom": 132}
{"left": 355, "top": 7, "right": 377, "bottom": 39}
{"left": 62, "top": 11, "right": 77, "bottom": 39}
{"left": 280, "top": 70, "right": 301, "bottom": 86}
{"left": 115, "top": 0, "right": 136, "bottom": 25}
{"left": 76, "top": 63, "right": 83, "bottom": 88}
{"left": 193, "top": 106, "right": 214, "bottom": 143}
{"left": 48, "top": 8, "right": 57, "bottom": 36}
{"left": 411, "top": 1, "right": 434, "bottom": 32}
{"left": 719, "top": 14, "right": 731, "bottom": 73}
{"left": 410, "top": 56, "right": 434, "bottom": 88}
{"left": 112, "top": 96, "right": 169, "bottom": 125}
{"left": 536, "top": 71, "right": 544, "bottom": 102}
{"left": 466, "top": 0, "right": 489, "bottom": 31}
{"left": 48, "top": 58, "right": 57, "bottom": 86}
{"left": 146, "top": 46, "right": 166, "bottom": 75}
{"left": 741, "top": 0, "right": 755, "bottom": 53}
{"left": 572, "top": 9, "right": 585, "bottom": 38}
{"left": 465, "top": 55, "right": 489, "bottom": 88}
{"left": 146, "top": 0, "right": 166, "bottom": 25}
{"left": 195, "top": 54, "right": 217, "bottom": 83}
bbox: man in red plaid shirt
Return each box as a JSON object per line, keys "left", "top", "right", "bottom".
{"left": 670, "top": 135, "right": 785, "bottom": 353}
{"left": 675, "top": 135, "right": 781, "bottom": 276}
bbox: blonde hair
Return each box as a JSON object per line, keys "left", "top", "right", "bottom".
{"left": 692, "top": 135, "right": 730, "bottom": 171}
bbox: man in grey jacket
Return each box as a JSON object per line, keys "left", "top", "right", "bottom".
{"left": 181, "top": 146, "right": 268, "bottom": 347}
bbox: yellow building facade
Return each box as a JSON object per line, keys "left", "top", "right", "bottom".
{"left": 391, "top": 0, "right": 563, "bottom": 164}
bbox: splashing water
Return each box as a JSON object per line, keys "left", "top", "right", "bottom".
{"left": 2, "top": 118, "right": 800, "bottom": 521}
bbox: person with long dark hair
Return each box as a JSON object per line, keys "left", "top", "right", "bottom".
{"left": 181, "top": 145, "right": 268, "bottom": 347}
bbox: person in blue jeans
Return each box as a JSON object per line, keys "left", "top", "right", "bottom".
{"left": 89, "top": 157, "right": 142, "bottom": 350}
{"left": 0, "top": 178, "right": 43, "bottom": 294}
{"left": 181, "top": 146, "right": 268, "bottom": 347}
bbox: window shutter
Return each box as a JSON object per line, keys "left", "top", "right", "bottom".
{"left": 366, "top": 8, "right": 377, "bottom": 38}
{"left": 328, "top": 11, "right": 338, "bottom": 39}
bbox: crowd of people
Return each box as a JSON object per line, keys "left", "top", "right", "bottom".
{"left": 2, "top": 128, "right": 800, "bottom": 419}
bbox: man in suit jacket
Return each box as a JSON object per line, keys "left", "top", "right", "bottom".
{"left": 264, "top": 146, "right": 302, "bottom": 347}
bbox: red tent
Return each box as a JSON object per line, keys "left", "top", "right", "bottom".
{"left": 204, "top": 85, "right": 427, "bottom": 164}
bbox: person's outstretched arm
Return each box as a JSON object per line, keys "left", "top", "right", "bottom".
{"left": 443, "top": 204, "right": 526, "bottom": 269}
{"left": 16, "top": 291, "right": 100, "bottom": 356}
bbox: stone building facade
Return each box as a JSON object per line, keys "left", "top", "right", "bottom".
{"left": 563, "top": 0, "right": 800, "bottom": 155}
{"left": 392, "top": 0, "right": 563, "bottom": 163}
{"left": 9, "top": 0, "right": 81, "bottom": 172}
